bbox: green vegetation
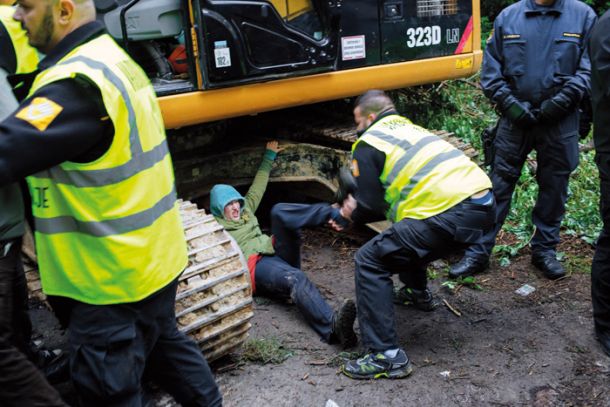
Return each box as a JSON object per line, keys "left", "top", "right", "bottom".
{"left": 442, "top": 276, "right": 483, "bottom": 292}
{"left": 394, "top": 76, "right": 602, "bottom": 267}
{"left": 241, "top": 337, "right": 294, "bottom": 364}
{"left": 563, "top": 253, "right": 594, "bottom": 275}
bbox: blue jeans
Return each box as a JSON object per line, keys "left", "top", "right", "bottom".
{"left": 255, "top": 203, "right": 336, "bottom": 342}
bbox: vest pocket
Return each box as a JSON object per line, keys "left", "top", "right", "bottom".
{"left": 502, "top": 40, "right": 526, "bottom": 76}
{"left": 554, "top": 38, "right": 581, "bottom": 76}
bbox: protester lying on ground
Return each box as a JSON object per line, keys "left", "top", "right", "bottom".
{"left": 210, "top": 141, "right": 357, "bottom": 347}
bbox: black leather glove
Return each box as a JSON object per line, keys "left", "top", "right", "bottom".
{"left": 578, "top": 95, "right": 593, "bottom": 139}
{"left": 578, "top": 110, "right": 592, "bottom": 139}
{"left": 538, "top": 90, "right": 575, "bottom": 123}
{"left": 503, "top": 100, "right": 538, "bottom": 128}
{"left": 335, "top": 167, "right": 357, "bottom": 204}
{"left": 538, "top": 98, "right": 570, "bottom": 123}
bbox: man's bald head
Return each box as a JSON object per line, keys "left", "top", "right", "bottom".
{"left": 353, "top": 90, "right": 396, "bottom": 134}
{"left": 354, "top": 90, "right": 395, "bottom": 118}
{"left": 14, "top": 0, "right": 96, "bottom": 54}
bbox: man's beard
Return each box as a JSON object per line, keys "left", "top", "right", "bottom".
{"left": 31, "top": 4, "right": 55, "bottom": 52}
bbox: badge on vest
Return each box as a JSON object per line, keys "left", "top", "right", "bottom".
{"left": 16, "top": 97, "right": 64, "bottom": 131}
{"left": 562, "top": 32, "right": 581, "bottom": 39}
{"left": 351, "top": 159, "right": 360, "bottom": 177}
{"left": 503, "top": 34, "right": 521, "bottom": 40}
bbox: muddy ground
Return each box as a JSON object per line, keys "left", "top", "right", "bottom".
{"left": 31, "top": 227, "right": 610, "bottom": 407}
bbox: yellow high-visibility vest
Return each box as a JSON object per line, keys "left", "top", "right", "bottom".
{"left": 352, "top": 114, "right": 491, "bottom": 222}
{"left": 26, "top": 33, "right": 187, "bottom": 304}
{"left": 0, "top": 5, "right": 38, "bottom": 74}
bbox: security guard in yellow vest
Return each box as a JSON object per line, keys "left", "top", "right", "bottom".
{"left": 336, "top": 90, "right": 495, "bottom": 380}
{"left": 0, "top": 1, "right": 221, "bottom": 405}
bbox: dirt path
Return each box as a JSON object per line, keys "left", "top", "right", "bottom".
{"left": 30, "top": 228, "right": 610, "bottom": 406}
{"left": 214, "top": 229, "right": 610, "bottom": 407}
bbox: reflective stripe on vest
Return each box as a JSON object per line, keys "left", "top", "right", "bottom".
{"left": 34, "top": 185, "right": 177, "bottom": 236}
{"left": 26, "top": 34, "right": 187, "bottom": 304}
{"left": 352, "top": 115, "right": 492, "bottom": 222}
{"left": 0, "top": 6, "right": 38, "bottom": 74}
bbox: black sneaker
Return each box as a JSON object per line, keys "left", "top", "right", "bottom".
{"left": 330, "top": 299, "right": 357, "bottom": 348}
{"left": 341, "top": 349, "right": 413, "bottom": 380}
{"left": 392, "top": 287, "right": 438, "bottom": 311}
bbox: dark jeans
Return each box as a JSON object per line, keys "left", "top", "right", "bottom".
{"left": 593, "top": 153, "right": 610, "bottom": 334}
{"left": 355, "top": 198, "right": 495, "bottom": 351}
{"left": 0, "top": 239, "right": 66, "bottom": 406}
{"left": 65, "top": 278, "right": 222, "bottom": 407}
{"left": 466, "top": 115, "right": 579, "bottom": 259}
{"left": 255, "top": 203, "right": 336, "bottom": 342}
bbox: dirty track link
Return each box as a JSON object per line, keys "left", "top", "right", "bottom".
{"left": 25, "top": 200, "right": 253, "bottom": 362}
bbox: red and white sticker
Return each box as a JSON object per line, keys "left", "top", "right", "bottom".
{"left": 341, "top": 35, "right": 366, "bottom": 61}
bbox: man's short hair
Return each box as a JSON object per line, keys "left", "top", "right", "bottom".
{"left": 354, "top": 90, "right": 395, "bottom": 116}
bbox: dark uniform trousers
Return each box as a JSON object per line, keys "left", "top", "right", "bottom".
{"left": 0, "top": 239, "right": 66, "bottom": 406}
{"left": 465, "top": 114, "right": 579, "bottom": 259}
{"left": 255, "top": 203, "right": 336, "bottom": 342}
{"left": 593, "top": 152, "right": 610, "bottom": 333}
{"left": 355, "top": 198, "right": 495, "bottom": 351}
{"left": 59, "top": 278, "right": 222, "bottom": 407}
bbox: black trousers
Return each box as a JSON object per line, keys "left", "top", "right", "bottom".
{"left": 0, "top": 239, "right": 66, "bottom": 406}
{"left": 355, "top": 198, "right": 495, "bottom": 352}
{"left": 593, "top": 153, "right": 610, "bottom": 334}
{"left": 466, "top": 115, "right": 579, "bottom": 259}
{"left": 64, "top": 278, "right": 222, "bottom": 407}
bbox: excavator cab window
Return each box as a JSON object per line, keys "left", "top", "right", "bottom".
{"left": 268, "top": 0, "right": 324, "bottom": 39}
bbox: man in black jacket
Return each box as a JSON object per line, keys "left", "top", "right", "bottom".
{"left": 589, "top": 8, "right": 610, "bottom": 357}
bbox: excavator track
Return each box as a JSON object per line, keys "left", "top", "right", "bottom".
{"left": 25, "top": 200, "right": 253, "bottom": 362}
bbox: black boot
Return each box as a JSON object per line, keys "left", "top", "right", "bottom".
{"left": 531, "top": 252, "right": 565, "bottom": 280}
{"left": 449, "top": 256, "right": 489, "bottom": 279}
{"left": 29, "top": 343, "right": 70, "bottom": 384}
{"left": 330, "top": 299, "right": 357, "bottom": 348}
{"left": 595, "top": 325, "right": 610, "bottom": 357}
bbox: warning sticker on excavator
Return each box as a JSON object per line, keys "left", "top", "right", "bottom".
{"left": 214, "top": 41, "right": 231, "bottom": 68}
{"left": 341, "top": 35, "right": 366, "bottom": 61}
{"left": 455, "top": 57, "right": 473, "bottom": 69}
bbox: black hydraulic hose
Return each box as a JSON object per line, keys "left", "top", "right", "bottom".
{"left": 120, "top": 0, "right": 141, "bottom": 52}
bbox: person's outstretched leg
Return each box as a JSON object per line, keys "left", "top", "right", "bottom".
{"left": 255, "top": 256, "right": 356, "bottom": 345}
{"left": 270, "top": 203, "right": 335, "bottom": 268}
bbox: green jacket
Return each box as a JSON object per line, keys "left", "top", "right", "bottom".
{"left": 214, "top": 152, "right": 276, "bottom": 259}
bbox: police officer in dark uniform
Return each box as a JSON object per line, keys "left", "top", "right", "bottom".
{"left": 0, "top": 0, "right": 221, "bottom": 405}
{"left": 589, "top": 9, "right": 610, "bottom": 357}
{"left": 451, "top": 0, "right": 597, "bottom": 280}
